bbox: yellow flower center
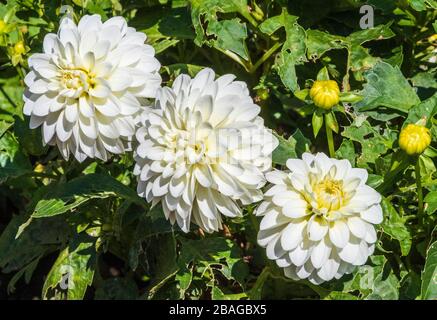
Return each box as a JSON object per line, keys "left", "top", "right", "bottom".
{"left": 310, "top": 80, "right": 340, "bottom": 110}
{"left": 166, "top": 129, "right": 208, "bottom": 165}
{"left": 399, "top": 124, "right": 431, "bottom": 155}
{"left": 60, "top": 68, "right": 96, "bottom": 96}
{"left": 313, "top": 178, "right": 345, "bottom": 212}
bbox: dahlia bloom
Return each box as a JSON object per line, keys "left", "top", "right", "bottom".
{"left": 23, "top": 14, "right": 162, "bottom": 162}
{"left": 134, "top": 68, "right": 278, "bottom": 233}
{"left": 256, "top": 152, "right": 382, "bottom": 284}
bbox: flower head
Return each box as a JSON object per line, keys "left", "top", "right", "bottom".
{"left": 23, "top": 15, "right": 162, "bottom": 162}
{"left": 399, "top": 123, "right": 431, "bottom": 156}
{"left": 310, "top": 80, "right": 340, "bottom": 110}
{"left": 256, "top": 153, "right": 382, "bottom": 284}
{"left": 134, "top": 68, "right": 278, "bottom": 233}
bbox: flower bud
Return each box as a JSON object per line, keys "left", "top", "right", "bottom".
{"left": 399, "top": 123, "right": 431, "bottom": 155}
{"left": 310, "top": 80, "right": 340, "bottom": 110}
{"left": 34, "top": 163, "right": 45, "bottom": 173}
{"left": 428, "top": 34, "right": 437, "bottom": 43}
{"left": 14, "top": 41, "right": 26, "bottom": 55}
{"left": 0, "top": 20, "right": 6, "bottom": 33}
{"left": 256, "top": 88, "right": 269, "bottom": 101}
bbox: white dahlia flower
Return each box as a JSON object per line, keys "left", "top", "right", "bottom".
{"left": 256, "top": 152, "right": 383, "bottom": 284}
{"left": 134, "top": 68, "right": 278, "bottom": 233}
{"left": 23, "top": 14, "right": 162, "bottom": 162}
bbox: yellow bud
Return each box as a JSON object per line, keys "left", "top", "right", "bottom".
{"left": 428, "top": 34, "right": 437, "bottom": 43}
{"left": 310, "top": 80, "right": 340, "bottom": 110}
{"left": 0, "top": 20, "right": 6, "bottom": 33}
{"left": 34, "top": 163, "right": 45, "bottom": 173}
{"left": 399, "top": 124, "right": 431, "bottom": 155}
{"left": 14, "top": 41, "right": 26, "bottom": 55}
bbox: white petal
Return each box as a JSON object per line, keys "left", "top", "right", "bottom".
{"left": 347, "top": 216, "right": 367, "bottom": 239}
{"left": 310, "top": 238, "right": 331, "bottom": 269}
{"left": 280, "top": 220, "right": 306, "bottom": 251}
{"left": 360, "top": 204, "right": 383, "bottom": 224}
{"left": 307, "top": 217, "right": 328, "bottom": 242}
{"left": 317, "top": 257, "right": 340, "bottom": 282}
{"left": 329, "top": 220, "right": 350, "bottom": 248}
{"left": 265, "top": 170, "right": 289, "bottom": 185}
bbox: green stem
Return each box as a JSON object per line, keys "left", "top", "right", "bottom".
{"left": 249, "top": 266, "right": 270, "bottom": 299}
{"left": 215, "top": 47, "right": 252, "bottom": 73}
{"left": 415, "top": 160, "right": 424, "bottom": 223}
{"left": 26, "top": 172, "right": 58, "bottom": 179}
{"left": 240, "top": 10, "right": 259, "bottom": 28}
{"left": 0, "top": 85, "right": 18, "bottom": 110}
{"left": 250, "top": 42, "right": 283, "bottom": 74}
{"left": 325, "top": 116, "right": 335, "bottom": 158}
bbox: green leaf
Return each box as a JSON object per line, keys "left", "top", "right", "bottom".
{"left": 357, "top": 62, "right": 420, "bottom": 113}
{"left": 7, "top": 256, "right": 41, "bottom": 294}
{"left": 342, "top": 120, "right": 395, "bottom": 166}
{"left": 335, "top": 139, "right": 356, "bottom": 165}
{"left": 94, "top": 278, "right": 139, "bottom": 300}
{"left": 0, "top": 131, "right": 32, "bottom": 182}
{"left": 125, "top": 204, "right": 174, "bottom": 272}
{"left": 0, "top": 214, "right": 69, "bottom": 273}
{"left": 292, "top": 129, "right": 311, "bottom": 157}
{"left": 338, "top": 255, "right": 400, "bottom": 299}
{"left": 132, "top": 7, "right": 195, "bottom": 41}
{"left": 189, "top": 0, "right": 251, "bottom": 60}
{"left": 324, "top": 292, "right": 359, "bottom": 300}
{"left": 409, "top": 0, "right": 437, "bottom": 11}
{"left": 316, "top": 67, "right": 330, "bottom": 81}
{"left": 381, "top": 198, "right": 412, "bottom": 256}
{"left": 207, "top": 18, "right": 249, "bottom": 60}
{"left": 32, "top": 173, "right": 145, "bottom": 218}
{"left": 0, "top": 76, "right": 23, "bottom": 122}
{"left": 129, "top": 6, "right": 195, "bottom": 54}
{"left": 306, "top": 30, "right": 347, "bottom": 60}
{"left": 175, "top": 269, "right": 193, "bottom": 297}
{"left": 13, "top": 116, "right": 48, "bottom": 156}
{"left": 424, "top": 191, "right": 437, "bottom": 215}
{"left": 400, "top": 271, "right": 421, "bottom": 299}
{"left": 42, "top": 235, "right": 96, "bottom": 300}
{"left": 294, "top": 88, "right": 309, "bottom": 101}
{"left": 0, "top": 120, "right": 12, "bottom": 137}
{"left": 348, "top": 23, "right": 395, "bottom": 46}
{"left": 178, "top": 237, "right": 248, "bottom": 295}
{"left": 349, "top": 44, "right": 380, "bottom": 73}
{"left": 278, "top": 25, "right": 306, "bottom": 91}
{"left": 411, "top": 72, "right": 437, "bottom": 89}
{"left": 271, "top": 129, "right": 310, "bottom": 165}
{"left": 272, "top": 133, "right": 297, "bottom": 165}
{"left": 404, "top": 93, "right": 437, "bottom": 128}
{"left": 367, "top": 174, "right": 384, "bottom": 189}
{"left": 421, "top": 241, "right": 437, "bottom": 299}
{"left": 152, "top": 39, "right": 179, "bottom": 54}
{"left": 163, "top": 63, "right": 205, "bottom": 78}
{"left": 259, "top": 15, "right": 284, "bottom": 35}
{"left": 265, "top": 10, "right": 306, "bottom": 91}
{"left": 144, "top": 233, "right": 178, "bottom": 300}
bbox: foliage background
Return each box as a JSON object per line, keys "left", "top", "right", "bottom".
{"left": 0, "top": 0, "right": 436, "bottom": 300}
